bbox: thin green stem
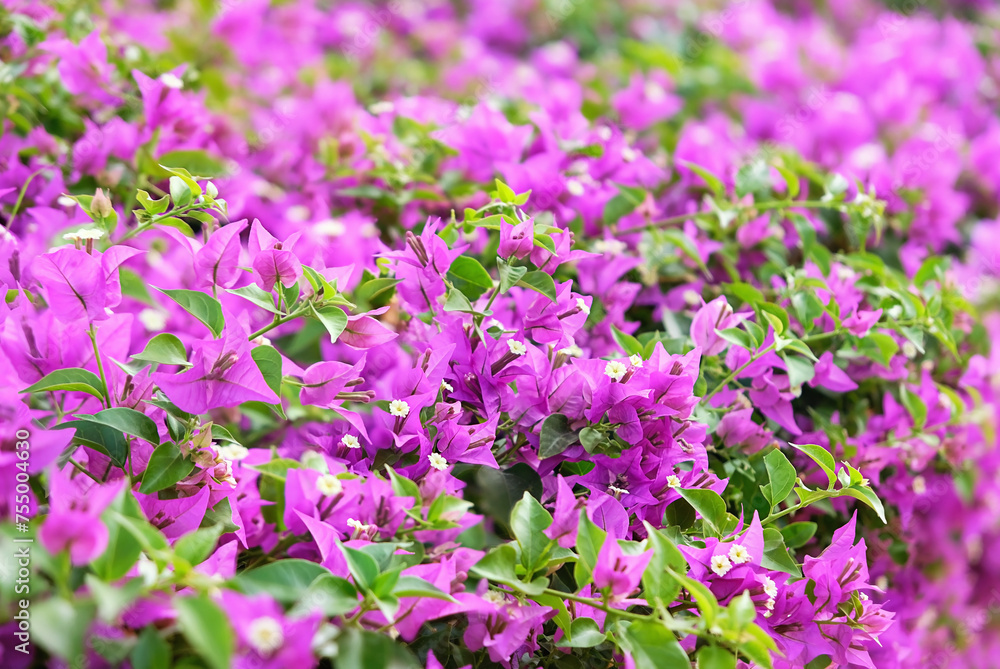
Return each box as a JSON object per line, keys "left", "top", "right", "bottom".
{"left": 5, "top": 167, "right": 51, "bottom": 229}
{"left": 88, "top": 324, "right": 111, "bottom": 408}
{"left": 68, "top": 458, "right": 101, "bottom": 483}
{"left": 248, "top": 306, "right": 307, "bottom": 340}
{"left": 700, "top": 342, "right": 776, "bottom": 405}
{"left": 541, "top": 588, "right": 648, "bottom": 622}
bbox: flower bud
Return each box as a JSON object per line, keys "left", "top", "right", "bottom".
{"left": 91, "top": 188, "right": 113, "bottom": 219}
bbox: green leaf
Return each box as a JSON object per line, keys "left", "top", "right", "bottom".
{"left": 724, "top": 282, "right": 765, "bottom": 305}
{"left": 837, "top": 486, "right": 887, "bottom": 523}
{"left": 774, "top": 163, "right": 800, "bottom": 199}
{"left": 735, "top": 161, "right": 771, "bottom": 198}
{"left": 335, "top": 628, "right": 420, "bottom": 669}
{"left": 642, "top": 523, "right": 688, "bottom": 606}
{"left": 136, "top": 189, "right": 170, "bottom": 215}
{"left": 611, "top": 325, "right": 644, "bottom": 357}
{"left": 131, "top": 626, "right": 171, "bottom": 669}
{"left": 790, "top": 443, "right": 837, "bottom": 489}
{"left": 31, "top": 598, "right": 96, "bottom": 661}
{"left": 53, "top": 419, "right": 129, "bottom": 468}
{"left": 157, "top": 149, "right": 227, "bottom": 178}
{"left": 603, "top": 184, "right": 646, "bottom": 224}
{"left": 678, "top": 488, "right": 728, "bottom": 536}
{"left": 310, "top": 303, "right": 349, "bottom": 343}
{"left": 758, "top": 303, "right": 789, "bottom": 335}
{"left": 174, "top": 525, "right": 224, "bottom": 567}
{"left": 133, "top": 333, "right": 189, "bottom": 366}
{"left": 780, "top": 522, "right": 817, "bottom": 548}
{"left": 86, "top": 575, "right": 145, "bottom": 623}
{"left": 516, "top": 270, "right": 558, "bottom": 302}
{"left": 763, "top": 449, "right": 797, "bottom": 508}
{"left": 900, "top": 385, "right": 928, "bottom": 430}
{"left": 698, "top": 645, "right": 736, "bottom": 669}
{"left": 716, "top": 327, "right": 755, "bottom": 351}
{"left": 92, "top": 492, "right": 145, "bottom": 581}
{"left": 155, "top": 288, "right": 225, "bottom": 337}
{"left": 781, "top": 354, "right": 815, "bottom": 388}
{"left": 21, "top": 367, "right": 105, "bottom": 399}
{"left": 139, "top": 442, "right": 194, "bottom": 493}
{"left": 228, "top": 284, "right": 282, "bottom": 314}
{"left": 619, "top": 619, "right": 692, "bottom": 669}
{"left": 393, "top": 575, "right": 456, "bottom": 601}
{"left": 510, "top": 491, "right": 554, "bottom": 571}
{"left": 443, "top": 289, "right": 476, "bottom": 313}
{"left": 235, "top": 558, "right": 330, "bottom": 603}
{"left": 291, "top": 573, "right": 359, "bottom": 617}
{"left": 470, "top": 543, "right": 547, "bottom": 595}
{"left": 169, "top": 176, "right": 192, "bottom": 207}
{"left": 495, "top": 179, "right": 517, "bottom": 203}
{"left": 175, "top": 595, "right": 234, "bottom": 669}
{"left": 683, "top": 161, "right": 725, "bottom": 196}
{"left": 668, "top": 566, "right": 720, "bottom": 624}
{"left": 557, "top": 617, "right": 607, "bottom": 648}
{"left": 539, "top": 414, "right": 579, "bottom": 459}
{"left": 574, "top": 510, "right": 606, "bottom": 587}
{"left": 251, "top": 345, "right": 283, "bottom": 396}
{"left": 74, "top": 407, "right": 160, "bottom": 445}
{"left": 448, "top": 256, "right": 494, "bottom": 301}
{"left": 497, "top": 257, "right": 528, "bottom": 293}
{"left": 340, "top": 543, "right": 381, "bottom": 593}
{"left": 761, "top": 528, "right": 801, "bottom": 576}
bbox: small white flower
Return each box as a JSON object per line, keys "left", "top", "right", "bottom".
{"left": 765, "top": 597, "right": 775, "bottom": 611}
{"left": 341, "top": 434, "right": 361, "bottom": 449}
{"left": 710, "top": 554, "right": 732, "bottom": 577}
{"left": 559, "top": 343, "right": 584, "bottom": 357}
{"left": 621, "top": 146, "right": 638, "bottom": 163}
{"left": 428, "top": 452, "right": 449, "bottom": 471}
{"left": 286, "top": 204, "right": 310, "bottom": 222}
{"left": 912, "top": 475, "right": 926, "bottom": 495}
{"left": 482, "top": 590, "right": 507, "bottom": 605}
{"left": 728, "top": 544, "right": 751, "bottom": 565}
{"left": 159, "top": 72, "right": 184, "bottom": 89}
{"left": 316, "top": 473, "right": 343, "bottom": 497}
{"left": 347, "top": 518, "right": 374, "bottom": 534}
{"left": 507, "top": 339, "right": 527, "bottom": 356}
{"left": 597, "top": 125, "right": 613, "bottom": 141}
{"left": 138, "top": 308, "right": 168, "bottom": 332}
{"left": 666, "top": 475, "right": 682, "bottom": 488}
{"left": 389, "top": 399, "right": 410, "bottom": 418}
{"left": 593, "top": 239, "right": 627, "bottom": 255}
{"left": 608, "top": 485, "right": 629, "bottom": 495}
{"left": 762, "top": 575, "right": 778, "bottom": 599}
{"left": 763, "top": 610, "right": 772, "bottom": 618}
{"left": 441, "top": 380, "right": 454, "bottom": 392}
{"left": 682, "top": 289, "right": 701, "bottom": 306}
{"left": 315, "top": 219, "right": 346, "bottom": 237}
{"left": 605, "top": 360, "right": 628, "bottom": 381}
{"left": 78, "top": 228, "right": 105, "bottom": 240}
{"left": 576, "top": 297, "right": 590, "bottom": 315}
{"left": 902, "top": 341, "right": 918, "bottom": 359}
{"left": 248, "top": 617, "right": 284, "bottom": 655}
{"left": 629, "top": 354, "right": 643, "bottom": 368}
{"left": 566, "top": 179, "right": 585, "bottom": 197}
{"left": 644, "top": 80, "right": 667, "bottom": 102}
{"left": 860, "top": 592, "right": 869, "bottom": 601}
{"left": 369, "top": 100, "right": 395, "bottom": 115}
{"left": 217, "top": 443, "right": 249, "bottom": 461}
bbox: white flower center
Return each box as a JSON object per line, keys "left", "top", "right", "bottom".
{"left": 341, "top": 434, "right": 361, "bottom": 449}
{"left": 710, "top": 554, "right": 732, "bottom": 577}
{"left": 728, "top": 544, "right": 751, "bottom": 564}
{"left": 507, "top": 339, "right": 527, "bottom": 356}
{"left": 666, "top": 475, "right": 682, "bottom": 488}
{"left": 629, "top": 354, "right": 643, "bottom": 368}
{"left": 605, "top": 360, "right": 628, "bottom": 381}
{"left": 389, "top": 399, "right": 410, "bottom": 417}
{"left": 428, "top": 453, "right": 449, "bottom": 471}
{"left": 316, "top": 474, "right": 343, "bottom": 497}
{"left": 217, "top": 444, "right": 249, "bottom": 461}
{"left": 248, "top": 617, "right": 284, "bottom": 655}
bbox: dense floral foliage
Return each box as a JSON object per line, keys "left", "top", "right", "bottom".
{"left": 1, "top": 0, "right": 999, "bottom": 667}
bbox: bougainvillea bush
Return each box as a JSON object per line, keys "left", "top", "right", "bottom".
{"left": 1, "top": 0, "right": 999, "bottom": 667}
